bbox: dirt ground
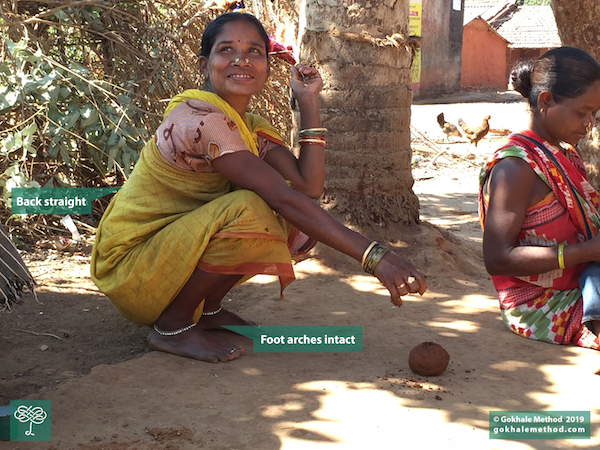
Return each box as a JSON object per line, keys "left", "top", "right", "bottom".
{"left": 1, "top": 91, "right": 599, "bottom": 450}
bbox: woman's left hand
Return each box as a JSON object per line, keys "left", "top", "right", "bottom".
{"left": 291, "top": 65, "right": 323, "bottom": 98}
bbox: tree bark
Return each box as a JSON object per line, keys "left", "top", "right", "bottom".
{"left": 296, "top": 0, "right": 419, "bottom": 227}
{"left": 552, "top": 0, "right": 600, "bottom": 190}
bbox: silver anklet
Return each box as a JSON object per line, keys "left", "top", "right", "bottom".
{"left": 153, "top": 322, "right": 197, "bottom": 336}
{"left": 202, "top": 306, "right": 223, "bottom": 316}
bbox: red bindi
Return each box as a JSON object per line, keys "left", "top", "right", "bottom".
{"left": 238, "top": 40, "right": 240, "bottom": 42}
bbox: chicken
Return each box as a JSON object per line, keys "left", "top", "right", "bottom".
{"left": 458, "top": 115, "right": 491, "bottom": 147}
{"left": 436, "top": 113, "right": 461, "bottom": 141}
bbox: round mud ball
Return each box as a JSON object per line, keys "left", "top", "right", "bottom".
{"left": 408, "top": 341, "right": 450, "bottom": 376}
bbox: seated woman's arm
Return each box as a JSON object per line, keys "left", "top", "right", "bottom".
{"left": 211, "top": 150, "right": 425, "bottom": 304}
{"left": 483, "top": 157, "right": 600, "bottom": 275}
{"left": 262, "top": 65, "right": 325, "bottom": 199}
{"left": 262, "top": 142, "right": 324, "bottom": 199}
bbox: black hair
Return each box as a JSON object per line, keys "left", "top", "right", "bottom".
{"left": 510, "top": 47, "right": 600, "bottom": 112}
{"left": 199, "top": 12, "right": 270, "bottom": 58}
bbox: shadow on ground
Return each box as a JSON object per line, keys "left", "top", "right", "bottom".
{"left": 1, "top": 224, "right": 597, "bottom": 450}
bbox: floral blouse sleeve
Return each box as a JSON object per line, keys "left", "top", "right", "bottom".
{"left": 155, "top": 98, "right": 276, "bottom": 173}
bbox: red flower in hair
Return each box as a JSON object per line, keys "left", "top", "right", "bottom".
{"left": 268, "top": 36, "right": 296, "bottom": 65}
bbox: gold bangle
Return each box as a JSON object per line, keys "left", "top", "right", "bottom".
{"left": 299, "top": 128, "right": 327, "bottom": 137}
{"left": 361, "top": 241, "right": 378, "bottom": 267}
{"left": 299, "top": 138, "right": 326, "bottom": 145}
{"left": 362, "top": 243, "right": 389, "bottom": 275}
{"left": 558, "top": 243, "right": 565, "bottom": 270}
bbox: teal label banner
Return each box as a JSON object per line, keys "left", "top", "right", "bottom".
{"left": 11, "top": 188, "right": 119, "bottom": 214}
{"left": 489, "top": 411, "right": 590, "bottom": 440}
{"left": 223, "top": 326, "right": 363, "bottom": 352}
{"left": 10, "top": 400, "right": 51, "bottom": 441}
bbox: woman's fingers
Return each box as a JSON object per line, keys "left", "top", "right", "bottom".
{"left": 393, "top": 274, "right": 426, "bottom": 302}
{"left": 295, "top": 64, "right": 319, "bottom": 77}
{"left": 291, "top": 65, "right": 323, "bottom": 92}
{"left": 375, "top": 252, "right": 427, "bottom": 305}
{"left": 391, "top": 294, "right": 404, "bottom": 308}
{"left": 409, "top": 272, "right": 427, "bottom": 295}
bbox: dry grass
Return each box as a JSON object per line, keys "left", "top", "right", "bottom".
{"left": 0, "top": 0, "right": 298, "bottom": 244}
{"left": 1, "top": 0, "right": 296, "bottom": 139}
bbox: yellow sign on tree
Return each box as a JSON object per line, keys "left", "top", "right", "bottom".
{"left": 409, "top": 1, "right": 422, "bottom": 88}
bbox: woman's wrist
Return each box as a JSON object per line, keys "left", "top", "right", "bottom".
{"left": 362, "top": 242, "right": 390, "bottom": 275}
{"left": 562, "top": 241, "right": 596, "bottom": 268}
{"left": 295, "top": 93, "right": 320, "bottom": 111}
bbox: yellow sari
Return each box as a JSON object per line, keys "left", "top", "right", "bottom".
{"left": 90, "top": 90, "right": 295, "bottom": 325}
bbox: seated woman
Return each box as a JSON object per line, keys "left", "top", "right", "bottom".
{"left": 479, "top": 47, "right": 600, "bottom": 350}
{"left": 91, "top": 12, "right": 426, "bottom": 363}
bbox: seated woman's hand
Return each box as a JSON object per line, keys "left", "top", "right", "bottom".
{"left": 374, "top": 252, "right": 427, "bottom": 307}
{"left": 291, "top": 64, "right": 323, "bottom": 98}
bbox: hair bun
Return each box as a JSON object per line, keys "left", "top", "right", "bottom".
{"left": 510, "top": 61, "right": 534, "bottom": 98}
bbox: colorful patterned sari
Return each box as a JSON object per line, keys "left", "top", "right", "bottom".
{"left": 91, "top": 90, "right": 299, "bottom": 325}
{"left": 479, "top": 130, "right": 600, "bottom": 350}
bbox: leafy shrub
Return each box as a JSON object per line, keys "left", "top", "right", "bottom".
{"left": 0, "top": 1, "right": 295, "bottom": 226}
{"left": 0, "top": 36, "right": 147, "bottom": 206}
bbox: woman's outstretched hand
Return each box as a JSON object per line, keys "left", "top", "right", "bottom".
{"left": 373, "top": 251, "right": 427, "bottom": 307}
{"left": 291, "top": 64, "right": 323, "bottom": 97}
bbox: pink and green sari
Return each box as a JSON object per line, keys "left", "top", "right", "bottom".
{"left": 479, "top": 130, "right": 600, "bottom": 350}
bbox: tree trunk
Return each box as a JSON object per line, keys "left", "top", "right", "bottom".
{"left": 552, "top": 0, "right": 600, "bottom": 190}
{"left": 296, "top": 0, "right": 419, "bottom": 227}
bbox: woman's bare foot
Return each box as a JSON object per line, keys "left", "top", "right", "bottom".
{"left": 199, "top": 308, "right": 257, "bottom": 331}
{"left": 148, "top": 326, "right": 243, "bottom": 363}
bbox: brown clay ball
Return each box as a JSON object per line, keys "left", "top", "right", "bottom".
{"left": 408, "top": 341, "right": 450, "bottom": 376}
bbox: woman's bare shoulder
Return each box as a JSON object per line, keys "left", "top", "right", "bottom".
{"left": 489, "top": 156, "right": 537, "bottom": 185}
{"left": 488, "top": 155, "right": 549, "bottom": 207}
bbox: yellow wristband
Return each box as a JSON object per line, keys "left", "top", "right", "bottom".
{"left": 557, "top": 244, "right": 565, "bottom": 270}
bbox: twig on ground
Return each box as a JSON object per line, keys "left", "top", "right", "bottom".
{"left": 32, "top": 223, "right": 69, "bottom": 233}
{"left": 71, "top": 219, "right": 97, "bottom": 233}
{"left": 12, "top": 328, "right": 66, "bottom": 341}
{"left": 411, "top": 125, "right": 445, "bottom": 153}
{"left": 411, "top": 125, "right": 479, "bottom": 168}
{"left": 426, "top": 148, "right": 451, "bottom": 169}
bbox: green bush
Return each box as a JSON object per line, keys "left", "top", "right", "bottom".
{"left": 0, "top": 36, "right": 147, "bottom": 204}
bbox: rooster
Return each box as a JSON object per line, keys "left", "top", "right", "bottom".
{"left": 458, "top": 115, "right": 491, "bottom": 147}
{"left": 0, "top": 225, "right": 35, "bottom": 311}
{"left": 436, "top": 113, "right": 461, "bottom": 142}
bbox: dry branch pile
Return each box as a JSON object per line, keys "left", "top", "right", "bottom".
{"left": 0, "top": 0, "right": 297, "bottom": 245}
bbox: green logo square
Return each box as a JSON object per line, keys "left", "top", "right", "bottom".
{"left": 10, "top": 400, "right": 51, "bottom": 441}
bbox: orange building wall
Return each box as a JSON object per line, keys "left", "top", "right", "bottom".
{"left": 461, "top": 18, "right": 509, "bottom": 90}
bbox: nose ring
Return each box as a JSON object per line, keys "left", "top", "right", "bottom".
{"left": 245, "top": 58, "right": 249, "bottom": 63}
{"left": 234, "top": 57, "right": 240, "bottom": 63}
